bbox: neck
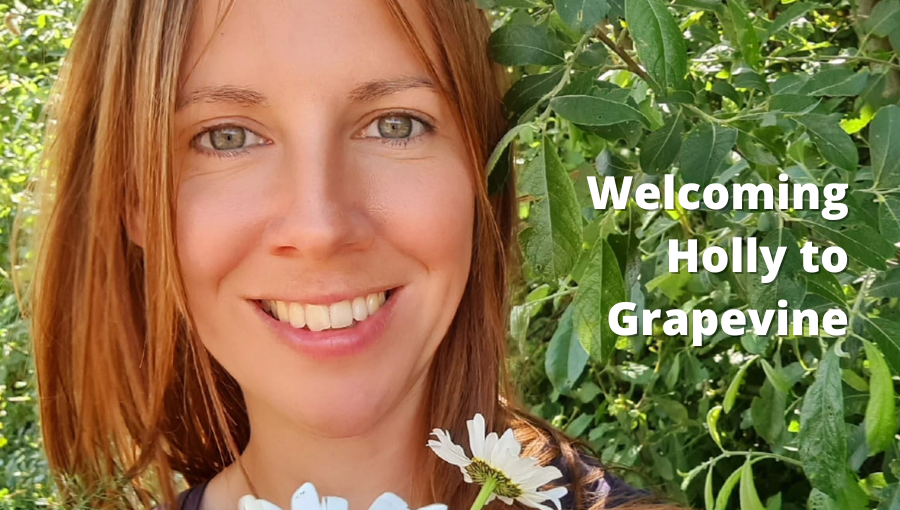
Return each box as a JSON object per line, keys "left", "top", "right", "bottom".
{"left": 237, "top": 378, "right": 432, "bottom": 510}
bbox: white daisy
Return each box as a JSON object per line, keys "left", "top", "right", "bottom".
{"left": 427, "top": 413, "right": 569, "bottom": 510}
{"left": 238, "top": 482, "right": 448, "bottom": 510}
{"left": 368, "top": 492, "right": 448, "bottom": 510}
{"left": 239, "top": 482, "right": 346, "bottom": 510}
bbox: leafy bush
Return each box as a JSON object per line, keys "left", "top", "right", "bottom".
{"left": 490, "top": 0, "right": 900, "bottom": 508}
{"left": 0, "top": 1, "right": 80, "bottom": 508}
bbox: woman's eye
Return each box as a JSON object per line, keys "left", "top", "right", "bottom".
{"left": 195, "top": 125, "right": 267, "bottom": 153}
{"left": 362, "top": 114, "right": 429, "bottom": 140}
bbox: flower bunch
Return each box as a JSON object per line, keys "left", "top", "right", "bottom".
{"left": 238, "top": 483, "right": 446, "bottom": 510}
{"left": 238, "top": 414, "right": 566, "bottom": 510}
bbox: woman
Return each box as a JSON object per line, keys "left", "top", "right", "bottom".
{"left": 27, "top": 0, "right": 678, "bottom": 509}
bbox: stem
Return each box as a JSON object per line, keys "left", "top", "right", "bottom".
{"left": 470, "top": 478, "right": 498, "bottom": 510}
{"left": 533, "top": 29, "right": 596, "bottom": 124}
{"left": 593, "top": 29, "right": 659, "bottom": 91}
{"left": 847, "top": 268, "right": 876, "bottom": 333}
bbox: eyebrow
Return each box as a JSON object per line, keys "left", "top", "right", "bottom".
{"left": 347, "top": 75, "right": 436, "bottom": 102}
{"left": 176, "top": 75, "right": 436, "bottom": 112}
{"left": 177, "top": 85, "right": 268, "bottom": 111}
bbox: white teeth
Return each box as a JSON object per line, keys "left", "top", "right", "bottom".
{"left": 276, "top": 301, "right": 289, "bottom": 322}
{"left": 366, "top": 293, "right": 380, "bottom": 315}
{"left": 289, "top": 302, "right": 306, "bottom": 328}
{"left": 305, "top": 304, "right": 330, "bottom": 332}
{"left": 352, "top": 297, "right": 368, "bottom": 321}
{"left": 265, "top": 291, "right": 389, "bottom": 331}
{"left": 329, "top": 301, "right": 353, "bottom": 329}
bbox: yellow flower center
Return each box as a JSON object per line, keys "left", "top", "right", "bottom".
{"left": 465, "top": 458, "right": 523, "bottom": 498}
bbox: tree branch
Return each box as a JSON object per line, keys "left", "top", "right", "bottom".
{"left": 593, "top": 29, "right": 657, "bottom": 89}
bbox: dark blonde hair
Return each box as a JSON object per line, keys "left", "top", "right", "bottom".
{"left": 26, "top": 1, "right": 680, "bottom": 509}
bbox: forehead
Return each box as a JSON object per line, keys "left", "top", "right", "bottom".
{"left": 180, "top": 0, "right": 438, "bottom": 100}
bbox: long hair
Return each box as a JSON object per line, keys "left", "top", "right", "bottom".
{"left": 25, "top": 1, "right": 680, "bottom": 509}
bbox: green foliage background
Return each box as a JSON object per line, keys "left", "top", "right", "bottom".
{"left": 3, "top": 0, "right": 900, "bottom": 508}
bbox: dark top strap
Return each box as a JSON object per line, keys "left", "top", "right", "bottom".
{"left": 174, "top": 455, "right": 646, "bottom": 510}
{"left": 177, "top": 480, "right": 209, "bottom": 510}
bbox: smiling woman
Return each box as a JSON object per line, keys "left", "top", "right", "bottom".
{"left": 25, "top": 1, "right": 677, "bottom": 510}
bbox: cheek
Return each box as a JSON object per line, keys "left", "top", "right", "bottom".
{"left": 366, "top": 158, "right": 476, "bottom": 277}
{"left": 175, "top": 165, "right": 269, "bottom": 300}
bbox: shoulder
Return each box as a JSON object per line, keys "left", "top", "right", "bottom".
{"left": 552, "top": 450, "right": 651, "bottom": 509}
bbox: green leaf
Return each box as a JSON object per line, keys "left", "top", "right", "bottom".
{"left": 518, "top": 136, "right": 583, "bottom": 278}
{"left": 486, "top": 123, "right": 533, "bottom": 178}
{"left": 712, "top": 80, "right": 741, "bottom": 104}
{"left": 714, "top": 464, "right": 743, "bottom": 510}
{"left": 805, "top": 271, "right": 846, "bottom": 306}
{"left": 880, "top": 196, "right": 900, "bottom": 243}
{"left": 878, "top": 483, "right": 900, "bottom": 510}
{"left": 573, "top": 239, "right": 627, "bottom": 362}
{"left": 751, "top": 380, "right": 787, "bottom": 444}
{"left": 545, "top": 306, "right": 589, "bottom": 393}
{"left": 870, "top": 105, "right": 900, "bottom": 188}
{"left": 864, "top": 0, "right": 900, "bottom": 37}
{"left": 708, "top": 405, "right": 724, "bottom": 447}
{"left": 769, "top": 94, "right": 820, "bottom": 114}
{"left": 489, "top": 24, "right": 567, "bottom": 66}
{"left": 503, "top": 70, "right": 565, "bottom": 121}
{"left": 639, "top": 111, "right": 683, "bottom": 174}
{"left": 767, "top": 2, "right": 814, "bottom": 36}
{"left": 808, "top": 489, "right": 839, "bottom": 510}
{"left": 810, "top": 220, "right": 895, "bottom": 270}
{"left": 798, "top": 68, "right": 869, "bottom": 97}
{"left": 727, "top": 0, "right": 761, "bottom": 69}
{"left": 866, "top": 318, "right": 900, "bottom": 377}
{"left": 871, "top": 268, "right": 900, "bottom": 298}
{"left": 550, "top": 92, "right": 648, "bottom": 127}
{"left": 555, "top": 0, "right": 610, "bottom": 33}
{"left": 747, "top": 228, "right": 807, "bottom": 310}
{"left": 724, "top": 357, "right": 755, "bottom": 413}
{"left": 679, "top": 123, "right": 738, "bottom": 186}
{"left": 704, "top": 465, "right": 715, "bottom": 510}
{"left": 739, "top": 460, "right": 766, "bottom": 510}
{"left": 799, "top": 346, "right": 848, "bottom": 499}
{"left": 625, "top": 0, "right": 688, "bottom": 90}
{"left": 796, "top": 113, "right": 859, "bottom": 172}
{"left": 760, "top": 359, "right": 792, "bottom": 394}
{"left": 863, "top": 340, "right": 897, "bottom": 456}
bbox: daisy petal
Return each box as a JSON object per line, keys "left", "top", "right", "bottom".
{"left": 321, "top": 496, "right": 349, "bottom": 510}
{"left": 418, "top": 505, "right": 449, "bottom": 510}
{"left": 239, "top": 495, "right": 267, "bottom": 510}
{"left": 539, "top": 486, "right": 569, "bottom": 506}
{"left": 467, "top": 414, "right": 487, "bottom": 459}
{"left": 368, "top": 492, "right": 410, "bottom": 510}
{"left": 495, "top": 428, "right": 521, "bottom": 458}
{"left": 290, "top": 482, "right": 322, "bottom": 510}
{"left": 482, "top": 432, "right": 499, "bottom": 461}
{"left": 427, "top": 429, "right": 472, "bottom": 468}
{"left": 516, "top": 464, "right": 564, "bottom": 490}
{"left": 496, "top": 495, "right": 514, "bottom": 505}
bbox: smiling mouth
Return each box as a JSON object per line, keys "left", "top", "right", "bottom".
{"left": 257, "top": 289, "right": 395, "bottom": 332}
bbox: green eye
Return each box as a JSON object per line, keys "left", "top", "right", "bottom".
{"left": 363, "top": 113, "right": 429, "bottom": 140}
{"left": 196, "top": 125, "right": 267, "bottom": 153}
{"left": 378, "top": 116, "right": 413, "bottom": 138}
{"left": 210, "top": 126, "right": 246, "bottom": 150}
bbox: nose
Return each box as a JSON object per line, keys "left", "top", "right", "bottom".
{"left": 264, "top": 137, "right": 375, "bottom": 261}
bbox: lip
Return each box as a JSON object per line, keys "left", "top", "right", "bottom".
{"left": 252, "top": 287, "right": 401, "bottom": 360}
{"left": 252, "top": 287, "right": 395, "bottom": 306}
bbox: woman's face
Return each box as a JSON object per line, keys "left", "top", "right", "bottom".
{"left": 174, "top": 0, "right": 475, "bottom": 436}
